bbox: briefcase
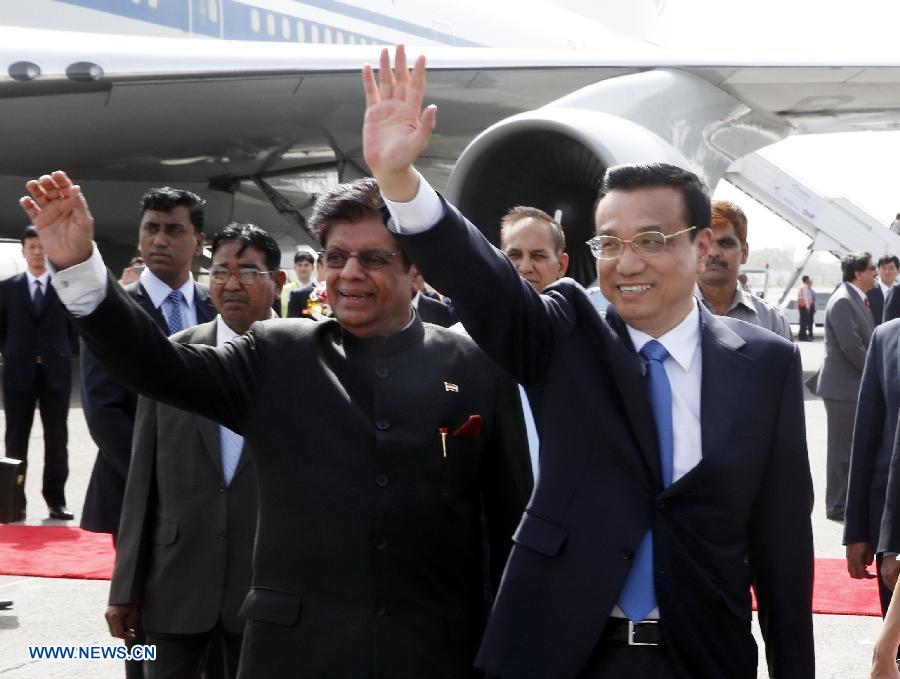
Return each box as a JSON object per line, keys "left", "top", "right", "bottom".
{"left": 0, "top": 457, "right": 23, "bottom": 523}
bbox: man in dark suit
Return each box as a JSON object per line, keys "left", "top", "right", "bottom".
{"left": 361, "top": 46, "right": 813, "bottom": 678}
{"left": 285, "top": 279, "right": 315, "bottom": 318}
{"left": 80, "top": 186, "right": 216, "bottom": 538}
{"left": 867, "top": 254, "right": 899, "bottom": 326}
{"left": 25, "top": 171, "right": 533, "bottom": 679}
{"left": 808, "top": 252, "right": 876, "bottom": 521}
{"left": 105, "top": 224, "right": 284, "bottom": 678}
{"left": 411, "top": 264, "right": 457, "bottom": 326}
{"left": 846, "top": 316, "right": 900, "bottom": 615}
{"left": 0, "top": 226, "right": 74, "bottom": 520}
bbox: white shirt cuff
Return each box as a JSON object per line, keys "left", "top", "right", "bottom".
{"left": 48, "top": 243, "right": 109, "bottom": 317}
{"left": 382, "top": 170, "right": 444, "bottom": 234}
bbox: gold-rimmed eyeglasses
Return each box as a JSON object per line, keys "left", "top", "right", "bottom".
{"left": 586, "top": 226, "right": 697, "bottom": 260}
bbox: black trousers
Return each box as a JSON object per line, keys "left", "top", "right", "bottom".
{"left": 145, "top": 622, "right": 239, "bottom": 679}
{"left": 3, "top": 365, "right": 70, "bottom": 508}
{"left": 798, "top": 306, "right": 815, "bottom": 340}
{"left": 576, "top": 636, "right": 679, "bottom": 678}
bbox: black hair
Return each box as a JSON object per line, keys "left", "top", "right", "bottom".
{"left": 211, "top": 222, "right": 281, "bottom": 273}
{"left": 801, "top": 275, "right": 811, "bottom": 284}
{"left": 597, "top": 163, "right": 711, "bottom": 239}
{"left": 139, "top": 187, "right": 206, "bottom": 234}
{"left": 308, "top": 177, "right": 410, "bottom": 270}
{"left": 841, "top": 252, "right": 872, "bottom": 282}
{"left": 294, "top": 250, "right": 315, "bottom": 265}
{"left": 21, "top": 225, "right": 39, "bottom": 245}
{"left": 877, "top": 254, "right": 900, "bottom": 269}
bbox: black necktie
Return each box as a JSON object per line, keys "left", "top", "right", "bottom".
{"left": 33, "top": 280, "right": 44, "bottom": 314}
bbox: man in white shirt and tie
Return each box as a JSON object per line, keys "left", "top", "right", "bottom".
{"left": 0, "top": 226, "right": 74, "bottom": 520}
{"left": 104, "top": 223, "right": 284, "bottom": 679}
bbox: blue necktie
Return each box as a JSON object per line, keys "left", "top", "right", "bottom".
{"left": 166, "top": 290, "right": 185, "bottom": 335}
{"left": 33, "top": 279, "right": 44, "bottom": 314}
{"left": 618, "top": 339, "right": 674, "bottom": 623}
{"left": 220, "top": 425, "right": 244, "bottom": 485}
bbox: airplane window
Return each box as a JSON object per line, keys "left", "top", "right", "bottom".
{"left": 267, "top": 13, "right": 276, "bottom": 37}
{"left": 348, "top": 34, "right": 356, "bottom": 44}
{"left": 131, "top": 0, "right": 141, "bottom": 6}
{"left": 323, "top": 27, "right": 332, "bottom": 43}
{"left": 282, "top": 17, "right": 291, "bottom": 39}
{"left": 250, "top": 9, "right": 260, "bottom": 33}
{"left": 337, "top": 32, "right": 345, "bottom": 44}
{"left": 310, "top": 24, "right": 319, "bottom": 43}
{"left": 148, "top": 0, "right": 158, "bottom": 7}
{"left": 208, "top": 0, "right": 218, "bottom": 22}
{"left": 296, "top": 21, "right": 305, "bottom": 42}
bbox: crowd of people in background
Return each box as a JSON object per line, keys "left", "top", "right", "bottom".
{"left": 6, "top": 44, "right": 900, "bottom": 678}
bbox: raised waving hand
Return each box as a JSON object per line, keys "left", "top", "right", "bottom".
{"left": 19, "top": 170, "right": 94, "bottom": 270}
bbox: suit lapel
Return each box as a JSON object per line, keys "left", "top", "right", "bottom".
{"left": 665, "top": 307, "right": 750, "bottom": 495}
{"left": 602, "top": 307, "right": 663, "bottom": 489}
{"left": 131, "top": 282, "right": 170, "bottom": 332}
{"left": 195, "top": 284, "right": 217, "bottom": 323}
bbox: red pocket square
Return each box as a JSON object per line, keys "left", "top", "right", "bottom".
{"left": 451, "top": 415, "right": 483, "bottom": 439}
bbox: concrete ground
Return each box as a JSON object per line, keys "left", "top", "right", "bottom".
{"left": 0, "top": 334, "right": 886, "bottom": 677}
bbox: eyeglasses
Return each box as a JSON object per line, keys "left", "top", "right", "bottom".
{"left": 586, "top": 226, "right": 697, "bottom": 260}
{"left": 208, "top": 267, "right": 275, "bottom": 286}
{"left": 320, "top": 248, "right": 401, "bottom": 270}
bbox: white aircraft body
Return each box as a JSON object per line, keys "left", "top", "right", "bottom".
{"left": 3, "top": 0, "right": 900, "bottom": 283}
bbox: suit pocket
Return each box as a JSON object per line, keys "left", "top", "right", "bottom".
{"left": 512, "top": 511, "right": 567, "bottom": 557}
{"left": 152, "top": 520, "right": 177, "bottom": 545}
{"left": 239, "top": 587, "right": 302, "bottom": 626}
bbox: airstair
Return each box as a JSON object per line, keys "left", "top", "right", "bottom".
{"left": 723, "top": 152, "right": 900, "bottom": 305}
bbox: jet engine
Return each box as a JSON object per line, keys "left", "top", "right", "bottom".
{"left": 446, "top": 108, "right": 691, "bottom": 287}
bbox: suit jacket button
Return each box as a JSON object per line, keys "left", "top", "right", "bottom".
{"left": 374, "top": 536, "right": 388, "bottom": 551}
{"left": 620, "top": 547, "right": 634, "bottom": 560}
{"left": 375, "top": 419, "right": 390, "bottom": 431}
{"left": 375, "top": 473, "right": 389, "bottom": 487}
{"left": 375, "top": 603, "right": 387, "bottom": 616}
{"left": 219, "top": 486, "right": 226, "bottom": 494}
{"left": 375, "top": 365, "right": 389, "bottom": 379}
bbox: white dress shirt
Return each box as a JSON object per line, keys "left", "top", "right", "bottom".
{"left": 139, "top": 267, "right": 198, "bottom": 330}
{"left": 25, "top": 269, "right": 50, "bottom": 302}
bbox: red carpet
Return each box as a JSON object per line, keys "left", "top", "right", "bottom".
{"left": 0, "top": 524, "right": 113, "bottom": 580}
{"left": 0, "top": 526, "right": 886, "bottom": 615}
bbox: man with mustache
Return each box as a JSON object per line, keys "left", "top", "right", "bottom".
{"left": 696, "top": 200, "right": 791, "bottom": 340}
{"left": 105, "top": 223, "right": 282, "bottom": 678}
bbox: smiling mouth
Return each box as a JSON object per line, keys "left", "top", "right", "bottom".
{"left": 338, "top": 291, "right": 374, "bottom": 301}
{"left": 618, "top": 284, "right": 652, "bottom": 295}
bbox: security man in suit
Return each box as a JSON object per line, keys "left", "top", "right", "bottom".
{"left": 80, "top": 186, "right": 217, "bottom": 539}
{"left": 867, "top": 254, "right": 899, "bottom": 326}
{"left": 0, "top": 226, "right": 74, "bottom": 520}
{"left": 361, "top": 46, "right": 813, "bottom": 678}
{"left": 410, "top": 264, "right": 457, "bottom": 327}
{"left": 846, "top": 313, "right": 900, "bottom": 616}
{"left": 25, "top": 171, "right": 532, "bottom": 679}
{"left": 105, "top": 224, "right": 284, "bottom": 678}
{"left": 808, "top": 252, "right": 876, "bottom": 521}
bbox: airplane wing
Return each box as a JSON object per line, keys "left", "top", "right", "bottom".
{"left": 3, "top": 26, "right": 900, "bottom": 279}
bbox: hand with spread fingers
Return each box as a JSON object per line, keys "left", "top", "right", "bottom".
{"left": 361, "top": 44, "right": 437, "bottom": 202}
{"left": 19, "top": 170, "right": 95, "bottom": 270}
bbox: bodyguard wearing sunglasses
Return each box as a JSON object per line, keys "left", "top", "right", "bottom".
{"left": 23, "top": 171, "right": 532, "bottom": 679}
{"left": 363, "top": 46, "right": 813, "bottom": 679}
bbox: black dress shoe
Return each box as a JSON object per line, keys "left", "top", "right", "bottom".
{"left": 0, "top": 600, "right": 12, "bottom": 610}
{"left": 48, "top": 506, "right": 74, "bottom": 520}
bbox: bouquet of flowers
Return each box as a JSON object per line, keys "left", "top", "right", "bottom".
{"left": 305, "top": 282, "right": 333, "bottom": 320}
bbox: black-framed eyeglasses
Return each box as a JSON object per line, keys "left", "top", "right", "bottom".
{"left": 208, "top": 267, "right": 275, "bottom": 286}
{"left": 586, "top": 226, "right": 697, "bottom": 260}
{"left": 320, "top": 248, "right": 401, "bottom": 270}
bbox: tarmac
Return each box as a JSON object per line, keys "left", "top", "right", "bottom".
{"left": 0, "top": 332, "right": 886, "bottom": 678}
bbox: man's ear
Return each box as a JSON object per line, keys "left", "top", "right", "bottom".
{"left": 693, "top": 227, "right": 713, "bottom": 272}
{"left": 273, "top": 270, "right": 287, "bottom": 298}
{"left": 740, "top": 241, "right": 749, "bottom": 266}
{"left": 557, "top": 252, "right": 570, "bottom": 279}
{"left": 193, "top": 231, "right": 206, "bottom": 256}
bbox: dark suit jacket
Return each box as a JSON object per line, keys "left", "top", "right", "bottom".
{"left": 884, "top": 286, "right": 900, "bottom": 324}
{"left": 0, "top": 272, "right": 73, "bottom": 391}
{"left": 395, "top": 199, "right": 814, "bottom": 679}
{"left": 80, "top": 280, "right": 216, "bottom": 534}
{"left": 416, "top": 293, "right": 458, "bottom": 328}
{"left": 74, "top": 278, "right": 533, "bottom": 679}
{"left": 286, "top": 282, "right": 315, "bottom": 318}
{"left": 847, "top": 318, "right": 900, "bottom": 553}
{"left": 109, "top": 319, "right": 257, "bottom": 635}
{"left": 868, "top": 286, "right": 886, "bottom": 326}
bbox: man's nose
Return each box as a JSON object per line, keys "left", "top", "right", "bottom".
{"left": 615, "top": 243, "right": 645, "bottom": 274}
{"left": 224, "top": 271, "right": 243, "bottom": 290}
{"left": 339, "top": 255, "right": 366, "bottom": 279}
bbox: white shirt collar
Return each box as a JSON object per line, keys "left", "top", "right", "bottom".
{"left": 880, "top": 280, "right": 893, "bottom": 294}
{"left": 626, "top": 299, "right": 701, "bottom": 372}
{"left": 139, "top": 268, "right": 195, "bottom": 309}
{"left": 215, "top": 310, "right": 277, "bottom": 346}
{"left": 25, "top": 269, "right": 50, "bottom": 287}
{"left": 411, "top": 291, "right": 421, "bottom": 309}
{"left": 847, "top": 281, "right": 868, "bottom": 303}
